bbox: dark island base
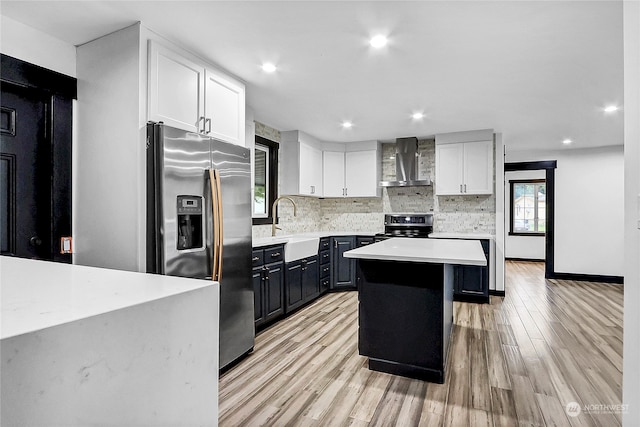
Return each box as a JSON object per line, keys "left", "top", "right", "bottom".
{"left": 357, "top": 259, "right": 454, "bottom": 384}
{"left": 369, "top": 358, "right": 445, "bottom": 383}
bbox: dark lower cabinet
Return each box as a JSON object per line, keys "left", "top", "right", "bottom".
{"left": 319, "top": 237, "right": 330, "bottom": 294}
{"left": 355, "top": 236, "right": 375, "bottom": 288}
{"left": 331, "top": 236, "right": 356, "bottom": 290}
{"left": 253, "top": 245, "right": 285, "bottom": 329}
{"left": 453, "top": 239, "right": 490, "bottom": 303}
{"left": 285, "top": 255, "right": 319, "bottom": 313}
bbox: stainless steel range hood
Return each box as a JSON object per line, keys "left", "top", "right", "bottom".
{"left": 380, "top": 137, "right": 432, "bottom": 187}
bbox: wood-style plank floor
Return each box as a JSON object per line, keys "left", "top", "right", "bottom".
{"left": 219, "top": 261, "right": 623, "bottom": 426}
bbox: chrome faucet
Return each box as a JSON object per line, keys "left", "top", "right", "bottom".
{"left": 272, "top": 196, "right": 297, "bottom": 236}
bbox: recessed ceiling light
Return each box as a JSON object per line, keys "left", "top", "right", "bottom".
{"left": 562, "top": 139, "right": 573, "bottom": 145}
{"left": 342, "top": 121, "right": 353, "bottom": 129}
{"left": 604, "top": 105, "right": 619, "bottom": 113}
{"left": 412, "top": 112, "right": 425, "bottom": 120}
{"left": 369, "top": 35, "right": 388, "bottom": 48}
{"left": 261, "top": 63, "right": 277, "bottom": 73}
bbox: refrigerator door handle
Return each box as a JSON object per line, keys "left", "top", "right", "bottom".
{"left": 208, "top": 169, "right": 224, "bottom": 281}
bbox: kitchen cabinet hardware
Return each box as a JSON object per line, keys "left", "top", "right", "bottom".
{"left": 198, "top": 116, "right": 206, "bottom": 133}
{"left": 205, "top": 118, "right": 211, "bottom": 134}
{"left": 271, "top": 252, "right": 281, "bottom": 257}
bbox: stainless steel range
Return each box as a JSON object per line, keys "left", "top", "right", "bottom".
{"left": 375, "top": 213, "right": 434, "bottom": 240}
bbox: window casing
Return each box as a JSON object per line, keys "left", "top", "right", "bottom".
{"left": 510, "top": 179, "right": 546, "bottom": 235}
{"left": 253, "top": 135, "right": 278, "bottom": 225}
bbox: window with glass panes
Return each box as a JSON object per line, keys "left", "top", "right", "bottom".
{"left": 253, "top": 136, "right": 278, "bottom": 225}
{"left": 510, "top": 179, "right": 546, "bottom": 235}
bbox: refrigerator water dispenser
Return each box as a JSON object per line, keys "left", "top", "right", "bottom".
{"left": 176, "top": 195, "right": 203, "bottom": 250}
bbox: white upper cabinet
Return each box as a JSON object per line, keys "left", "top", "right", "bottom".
{"left": 280, "top": 131, "right": 323, "bottom": 197}
{"left": 148, "top": 42, "right": 205, "bottom": 133}
{"left": 299, "top": 142, "right": 323, "bottom": 196}
{"left": 148, "top": 40, "right": 246, "bottom": 146}
{"left": 345, "top": 150, "right": 379, "bottom": 197}
{"left": 463, "top": 140, "right": 493, "bottom": 194}
{"left": 204, "top": 68, "right": 245, "bottom": 146}
{"left": 322, "top": 142, "right": 380, "bottom": 198}
{"left": 435, "top": 140, "right": 493, "bottom": 195}
{"left": 323, "top": 151, "right": 346, "bottom": 197}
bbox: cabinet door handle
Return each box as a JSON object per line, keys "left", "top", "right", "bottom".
{"left": 205, "top": 118, "right": 212, "bottom": 134}
{"left": 198, "top": 116, "right": 206, "bottom": 133}
{"left": 464, "top": 184, "right": 467, "bottom": 193}
{"left": 460, "top": 184, "right": 463, "bottom": 193}
{"left": 310, "top": 185, "right": 315, "bottom": 194}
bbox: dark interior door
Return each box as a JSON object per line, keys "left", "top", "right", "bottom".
{"left": 1, "top": 54, "right": 76, "bottom": 263}
{"left": 1, "top": 83, "right": 51, "bottom": 259}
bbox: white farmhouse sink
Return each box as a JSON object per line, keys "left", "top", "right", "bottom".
{"left": 284, "top": 237, "right": 320, "bottom": 263}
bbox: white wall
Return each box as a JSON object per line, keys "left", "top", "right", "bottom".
{"left": 0, "top": 15, "right": 76, "bottom": 77}
{"left": 506, "top": 145, "right": 624, "bottom": 277}
{"left": 74, "top": 24, "right": 144, "bottom": 271}
{"left": 504, "top": 170, "right": 546, "bottom": 260}
{"left": 623, "top": 1, "right": 640, "bottom": 424}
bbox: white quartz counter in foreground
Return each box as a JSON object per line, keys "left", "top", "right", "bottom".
{"left": 1, "top": 256, "right": 215, "bottom": 339}
{"left": 343, "top": 237, "right": 487, "bottom": 266}
{"left": 1, "top": 256, "right": 220, "bottom": 426}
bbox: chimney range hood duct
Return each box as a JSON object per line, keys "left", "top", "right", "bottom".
{"left": 380, "top": 137, "right": 432, "bottom": 187}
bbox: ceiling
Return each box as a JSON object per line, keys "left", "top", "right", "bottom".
{"left": 1, "top": 1, "right": 624, "bottom": 151}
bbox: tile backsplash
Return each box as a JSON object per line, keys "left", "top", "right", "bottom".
{"left": 252, "top": 133, "right": 496, "bottom": 239}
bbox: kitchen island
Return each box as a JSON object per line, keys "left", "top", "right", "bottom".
{"left": 1, "top": 256, "right": 220, "bottom": 426}
{"left": 344, "top": 238, "right": 486, "bottom": 383}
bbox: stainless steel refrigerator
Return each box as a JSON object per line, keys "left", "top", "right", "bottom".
{"left": 146, "top": 122, "right": 254, "bottom": 370}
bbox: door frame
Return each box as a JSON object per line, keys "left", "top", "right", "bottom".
{"left": 505, "top": 160, "right": 557, "bottom": 278}
{"left": 1, "top": 54, "right": 77, "bottom": 262}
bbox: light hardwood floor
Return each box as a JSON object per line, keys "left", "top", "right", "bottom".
{"left": 219, "top": 261, "right": 623, "bottom": 426}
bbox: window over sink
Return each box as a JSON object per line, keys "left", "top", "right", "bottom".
{"left": 253, "top": 135, "right": 279, "bottom": 225}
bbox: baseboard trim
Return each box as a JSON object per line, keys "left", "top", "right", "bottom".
{"left": 506, "top": 257, "right": 545, "bottom": 262}
{"left": 489, "top": 290, "right": 506, "bottom": 297}
{"left": 548, "top": 272, "right": 624, "bottom": 284}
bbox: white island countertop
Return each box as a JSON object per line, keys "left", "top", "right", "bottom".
{"left": 1, "top": 256, "right": 216, "bottom": 339}
{"left": 343, "top": 237, "right": 487, "bottom": 266}
{"left": 429, "top": 232, "right": 494, "bottom": 240}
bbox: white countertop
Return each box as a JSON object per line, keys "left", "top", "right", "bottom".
{"left": 429, "top": 232, "right": 494, "bottom": 240}
{"left": 253, "top": 231, "right": 379, "bottom": 248}
{"left": 343, "top": 237, "right": 487, "bottom": 266}
{"left": 0, "top": 256, "right": 216, "bottom": 339}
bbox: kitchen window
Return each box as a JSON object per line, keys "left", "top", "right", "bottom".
{"left": 253, "top": 135, "right": 279, "bottom": 225}
{"left": 510, "top": 179, "right": 546, "bottom": 235}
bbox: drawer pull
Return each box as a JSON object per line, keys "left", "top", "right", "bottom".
{"left": 271, "top": 252, "right": 281, "bottom": 257}
{"left": 252, "top": 256, "right": 260, "bottom": 261}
